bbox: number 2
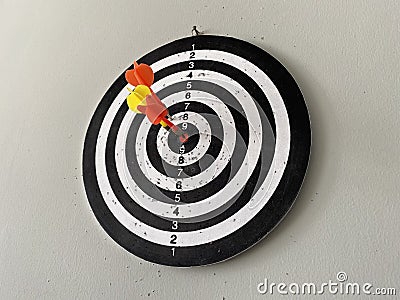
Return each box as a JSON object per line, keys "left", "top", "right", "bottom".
{"left": 170, "top": 234, "right": 177, "bottom": 244}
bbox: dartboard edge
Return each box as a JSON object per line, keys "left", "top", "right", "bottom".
{"left": 83, "top": 35, "right": 311, "bottom": 267}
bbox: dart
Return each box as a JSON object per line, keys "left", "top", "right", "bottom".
{"left": 125, "top": 62, "right": 188, "bottom": 143}
{"left": 126, "top": 82, "right": 188, "bottom": 143}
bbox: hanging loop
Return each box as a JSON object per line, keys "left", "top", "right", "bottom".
{"left": 191, "top": 26, "right": 201, "bottom": 36}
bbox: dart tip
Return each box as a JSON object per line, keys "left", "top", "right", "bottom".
{"left": 179, "top": 133, "right": 189, "bottom": 143}
{"left": 133, "top": 61, "right": 139, "bottom": 68}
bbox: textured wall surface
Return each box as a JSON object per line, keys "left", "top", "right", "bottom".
{"left": 0, "top": 0, "right": 399, "bottom": 299}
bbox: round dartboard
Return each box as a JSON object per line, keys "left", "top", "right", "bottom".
{"left": 83, "top": 35, "right": 311, "bottom": 267}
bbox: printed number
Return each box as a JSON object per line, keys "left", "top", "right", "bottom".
{"left": 178, "top": 156, "right": 184, "bottom": 164}
{"left": 182, "top": 123, "right": 188, "bottom": 130}
{"left": 192, "top": 44, "right": 195, "bottom": 51}
{"left": 186, "top": 82, "right": 192, "bottom": 89}
{"left": 177, "top": 168, "right": 183, "bottom": 176}
{"left": 174, "top": 194, "right": 181, "bottom": 202}
{"left": 185, "top": 92, "right": 191, "bottom": 99}
{"left": 173, "top": 207, "right": 179, "bottom": 216}
{"left": 171, "top": 247, "right": 175, "bottom": 256}
{"left": 184, "top": 102, "right": 190, "bottom": 110}
{"left": 187, "top": 72, "right": 193, "bottom": 78}
{"left": 190, "top": 52, "right": 195, "bottom": 59}
{"left": 176, "top": 181, "right": 182, "bottom": 189}
{"left": 183, "top": 113, "right": 188, "bottom": 120}
{"left": 189, "top": 62, "right": 194, "bottom": 69}
{"left": 172, "top": 221, "right": 178, "bottom": 230}
{"left": 179, "top": 145, "right": 185, "bottom": 154}
{"left": 170, "top": 234, "right": 177, "bottom": 244}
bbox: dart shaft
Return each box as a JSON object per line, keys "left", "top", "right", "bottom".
{"left": 162, "top": 117, "right": 184, "bottom": 135}
{"left": 161, "top": 117, "right": 188, "bottom": 143}
{"left": 162, "top": 118, "right": 178, "bottom": 132}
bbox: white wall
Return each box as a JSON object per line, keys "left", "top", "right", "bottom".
{"left": 1, "top": 1, "right": 399, "bottom": 299}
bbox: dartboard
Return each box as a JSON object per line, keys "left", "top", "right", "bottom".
{"left": 83, "top": 35, "right": 311, "bottom": 266}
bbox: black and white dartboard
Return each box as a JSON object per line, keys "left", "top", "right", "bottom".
{"left": 83, "top": 35, "right": 311, "bottom": 266}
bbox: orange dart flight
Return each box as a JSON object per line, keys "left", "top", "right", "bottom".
{"left": 125, "top": 61, "right": 154, "bottom": 87}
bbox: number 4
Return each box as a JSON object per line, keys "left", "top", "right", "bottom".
{"left": 173, "top": 206, "right": 179, "bottom": 216}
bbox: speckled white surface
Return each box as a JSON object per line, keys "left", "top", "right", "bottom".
{"left": 0, "top": 1, "right": 399, "bottom": 299}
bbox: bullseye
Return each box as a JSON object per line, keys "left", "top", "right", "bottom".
{"left": 168, "top": 123, "right": 199, "bottom": 154}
